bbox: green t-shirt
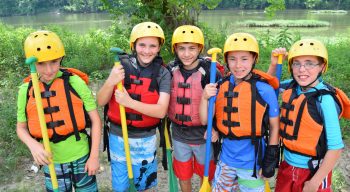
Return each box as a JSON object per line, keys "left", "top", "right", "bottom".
{"left": 17, "top": 70, "right": 97, "bottom": 163}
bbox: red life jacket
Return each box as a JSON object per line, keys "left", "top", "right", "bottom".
{"left": 168, "top": 64, "right": 207, "bottom": 126}
{"left": 215, "top": 70, "right": 279, "bottom": 139}
{"left": 107, "top": 55, "right": 162, "bottom": 129}
{"left": 25, "top": 68, "right": 90, "bottom": 143}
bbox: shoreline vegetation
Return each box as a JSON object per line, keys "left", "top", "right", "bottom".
{"left": 309, "top": 10, "right": 348, "bottom": 14}
{"left": 238, "top": 20, "right": 330, "bottom": 27}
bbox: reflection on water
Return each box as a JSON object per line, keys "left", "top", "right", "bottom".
{"left": 199, "top": 9, "right": 350, "bottom": 38}
{"left": 0, "top": 12, "right": 114, "bottom": 34}
{"left": 0, "top": 10, "right": 349, "bottom": 37}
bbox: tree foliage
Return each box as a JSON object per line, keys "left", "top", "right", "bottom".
{"left": 100, "top": 0, "right": 221, "bottom": 30}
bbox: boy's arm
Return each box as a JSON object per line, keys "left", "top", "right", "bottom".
{"left": 199, "top": 83, "right": 218, "bottom": 125}
{"left": 84, "top": 109, "right": 101, "bottom": 175}
{"left": 97, "top": 65, "right": 125, "bottom": 106}
{"left": 16, "top": 122, "right": 51, "bottom": 165}
{"left": 303, "top": 149, "right": 342, "bottom": 191}
{"left": 267, "top": 48, "right": 288, "bottom": 76}
{"left": 268, "top": 117, "right": 279, "bottom": 145}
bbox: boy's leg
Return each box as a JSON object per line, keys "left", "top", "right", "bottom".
{"left": 192, "top": 143, "right": 216, "bottom": 181}
{"left": 172, "top": 140, "right": 194, "bottom": 192}
{"left": 236, "top": 168, "right": 264, "bottom": 192}
{"left": 129, "top": 135, "right": 158, "bottom": 191}
{"left": 275, "top": 161, "right": 333, "bottom": 192}
{"left": 43, "top": 163, "right": 72, "bottom": 192}
{"left": 44, "top": 154, "right": 97, "bottom": 192}
{"left": 275, "top": 161, "right": 294, "bottom": 192}
{"left": 109, "top": 133, "right": 129, "bottom": 192}
{"left": 70, "top": 154, "right": 98, "bottom": 192}
{"left": 211, "top": 160, "right": 239, "bottom": 192}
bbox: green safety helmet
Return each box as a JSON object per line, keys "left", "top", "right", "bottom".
{"left": 171, "top": 25, "right": 204, "bottom": 53}
{"left": 24, "top": 30, "right": 65, "bottom": 62}
{"left": 288, "top": 39, "right": 328, "bottom": 73}
{"left": 223, "top": 32, "right": 259, "bottom": 63}
{"left": 129, "top": 22, "right": 165, "bottom": 51}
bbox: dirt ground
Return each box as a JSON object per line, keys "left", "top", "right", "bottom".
{"left": 1, "top": 141, "right": 349, "bottom": 192}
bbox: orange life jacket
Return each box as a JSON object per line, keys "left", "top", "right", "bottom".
{"left": 280, "top": 81, "right": 350, "bottom": 158}
{"left": 215, "top": 70, "right": 279, "bottom": 139}
{"left": 107, "top": 55, "right": 162, "bottom": 129}
{"left": 167, "top": 62, "right": 209, "bottom": 127}
{"left": 25, "top": 68, "right": 89, "bottom": 143}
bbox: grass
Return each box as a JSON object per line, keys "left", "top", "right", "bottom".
{"left": 238, "top": 20, "right": 330, "bottom": 27}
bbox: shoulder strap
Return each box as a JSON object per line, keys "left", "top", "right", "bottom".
{"left": 60, "top": 68, "right": 89, "bottom": 84}
{"left": 252, "top": 69, "right": 279, "bottom": 89}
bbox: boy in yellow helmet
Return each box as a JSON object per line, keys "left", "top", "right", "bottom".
{"left": 97, "top": 21, "right": 171, "bottom": 191}
{"left": 200, "top": 33, "right": 280, "bottom": 192}
{"left": 167, "top": 25, "right": 221, "bottom": 192}
{"left": 269, "top": 39, "right": 348, "bottom": 192}
{"left": 17, "top": 30, "right": 101, "bottom": 191}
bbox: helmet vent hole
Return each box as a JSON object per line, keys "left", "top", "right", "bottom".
{"left": 37, "top": 48, "right": 41, "bottom": 51}
{"left": 182, "top": 31, "right": 186, "bottom": 33}
{"left": 234, "top": 38, "right": 238, "bottom": 41}
{"left": 243, "top": 38, "right": 247, "bottom": 41}
{"left": 147, "top": 25, "right": 151, "bottom": 28}
{"left": 44, "top": 34, "right": 48, "bottom": 36}
{"left": 34, "top": 35, "right": 38, "bottom": 38}
{"left": 47, "top": 46, "right": 51, "bottom": 49}
{"left": 155, "top": 26, "right": 158, "bottom": 28}
{"left": 310, "top": 43, "right": 314, "bottom": 46}
{"left": 191, "top": 31, "right": 194, "bottom": 33}
{"left": 300, "top": 43, "right": 303, "bottom": 46}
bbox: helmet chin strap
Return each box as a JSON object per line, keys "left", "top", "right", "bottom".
{"left": 292, "top": 72, "right": 322, "bottom": 91}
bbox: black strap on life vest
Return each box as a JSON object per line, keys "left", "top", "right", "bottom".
{"left": 62, "top": 71, "right": 81, "bottom": 142}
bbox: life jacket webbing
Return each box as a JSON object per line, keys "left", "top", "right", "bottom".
{"left": 62, "top": 72, "right": 81, "bottom": 141}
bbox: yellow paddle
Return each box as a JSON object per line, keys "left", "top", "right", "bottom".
{"left": 110, "top": 48, "right": 137, "bottom": 192}
{"left": 26, "top": 56, "right": 59, "bottom": 192}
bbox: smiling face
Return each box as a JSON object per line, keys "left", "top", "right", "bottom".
{"left": 291, "top": 55, "right": 325, "bottom": 88}
{"left": 175, "top": 42, "right": 202, "bottom": 70}
{"left": 134, "top": 36, "right": 161, "bottom": 66}
{"left": 36, "top": 57, "right": 62, "bottom": 83}
{"left": 226, "top": 51, "right": 256, "bottom": 80}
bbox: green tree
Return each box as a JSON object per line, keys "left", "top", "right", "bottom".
{"left": 305, "top": 0, "right": 321, "bottom": 9}
{"left": 100, "top": 0, "right": 221, "bottom": 30}
{"left": 264, "top": 0, "right": 286, "bottom": 18}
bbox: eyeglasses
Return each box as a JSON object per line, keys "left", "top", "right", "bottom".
{"left": 291, "top": 61, "right": 320, "bottom": 70}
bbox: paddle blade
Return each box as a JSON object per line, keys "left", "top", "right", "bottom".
{"left": 128, "top": 179, "right": 137, "bottom": 192}
{"left": 199, "top": 177, "right": 211, "bottom": 192}
{"left": 265, "top": 180, "right": 271, "bottom": 192}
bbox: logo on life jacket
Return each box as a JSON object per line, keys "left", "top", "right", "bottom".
{"left": 25, "top": 68, "right": 90, "bottom": 143}
{"left": 107, "top": 54, "right": 163, "bottom": 129}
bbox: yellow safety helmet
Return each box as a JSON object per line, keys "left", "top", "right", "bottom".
{"left": 130, "top": 21, "right": 165, "bottom": 51}
{"left": 171, "top": 25, "right": 204, "bottom": 53}
{"left": 24, "top": 30, "right": 65, "bottom": 63}
{"left": 223, "top": 33, "right": 259, "bottom": 63}
{"left": 288, "top": 39, "right": 328, "bottom": 73}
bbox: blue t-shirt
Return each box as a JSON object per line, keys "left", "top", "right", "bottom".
{"left": 219, "top": 75, "right": 280, "bottom": 170}
{"left": 281, "top": 79, "right": 344, "bottom": 168}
